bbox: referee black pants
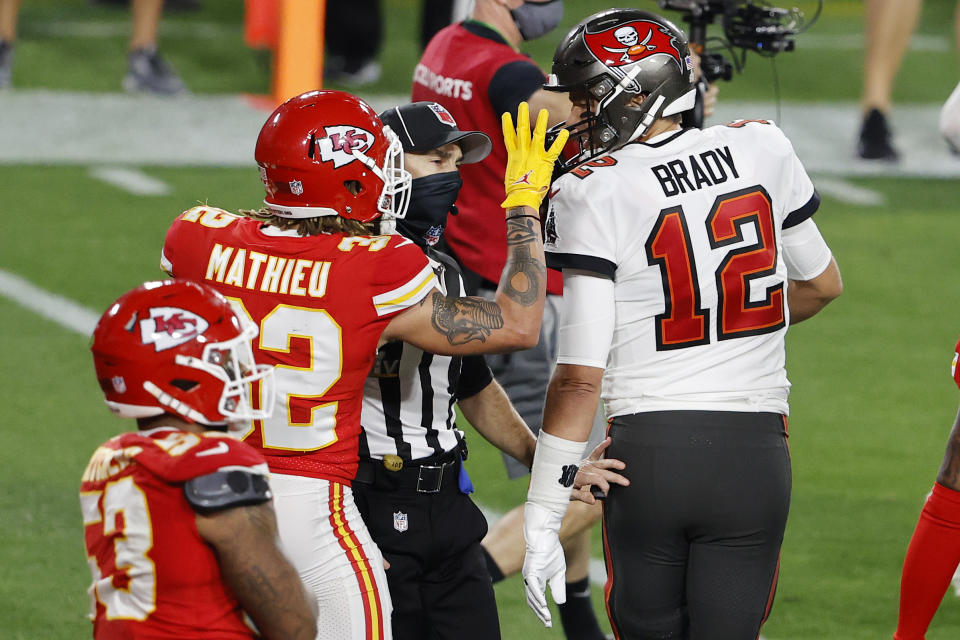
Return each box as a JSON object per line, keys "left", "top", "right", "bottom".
{"left": 604, "top": 411, "right": 791, "bottom": 640}
{"left": 353, "top": 460, "right": 500, "bottom": 640}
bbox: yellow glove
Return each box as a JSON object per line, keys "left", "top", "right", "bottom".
{"left": 501, "top": 102, "right": 569, "bottom": 211}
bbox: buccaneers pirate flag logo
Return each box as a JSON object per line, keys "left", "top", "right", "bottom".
{"left": 583, "top": 20, "right": 686, "bottom": 70}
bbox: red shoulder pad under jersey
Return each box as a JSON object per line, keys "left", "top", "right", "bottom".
{"left": 360, "top": 234, "right": 438, "bottom": 318}
{"left": 161, "top": 205, "right": 243, "bottom": 277}
{"left": 115, "top": 429, "right": 267, "bottom": 485}
{"left": 953, "top": 337, "right": 960, "bottom": 390}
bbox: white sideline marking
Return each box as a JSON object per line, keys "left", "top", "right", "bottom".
{"left": 4, "top": 92, "right": 956, "bottom": 179}
{"left": 814, "top": 177, "right": 886, "bottom": 206}
{"left": 0, "top": 269, "right": 99, "bottom": 336}
{"left": 30, "top": 21, "right": 239, "bottom": 40}
{"left": 89, "top": 167, "right": 171, "bottom": 196}
{"left": 800, "top": 33, "right": 951, "bottom": 52}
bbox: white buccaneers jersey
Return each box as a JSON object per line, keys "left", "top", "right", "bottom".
{"left": 545, "top": 121, "right": 821, "bottom": 417}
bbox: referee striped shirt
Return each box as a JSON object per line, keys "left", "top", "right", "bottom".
{"left": 360, "top": 249, "right": 493, "bottom": 462}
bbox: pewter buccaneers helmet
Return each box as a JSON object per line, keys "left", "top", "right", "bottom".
{"left": 255, "top": 90, "right": 411, "bottom": 223}
{"left": 546, "top": 8, "right": 696, "bottom": 170}
{"left": 91, "top": 280, "right": 275, "bottom": 427}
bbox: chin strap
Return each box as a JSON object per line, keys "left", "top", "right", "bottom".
{"left": 627, "top": 94, "right": 666, "bottom": 144}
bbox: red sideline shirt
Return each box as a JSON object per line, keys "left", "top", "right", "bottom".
{"left": 161, "top": 206, "right": 438, "bottom": 483}
{"left": 412, "top": 21, "right": 563, "bottom": 294}
{"left": 81, "top": 428, "right": 268, "bottom": 639}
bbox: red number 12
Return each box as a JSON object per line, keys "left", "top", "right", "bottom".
{"left": 645, "top": 186, "right": 784, "bottom": 351}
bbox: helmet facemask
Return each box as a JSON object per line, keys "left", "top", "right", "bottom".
{"left": 360, "top": 125, "right": 411, "bottom": 233}
{"left": 141, "top": 314, "right": 275, "bottom": 428}
{"left": 94, "top": 280, "right": 278, "bottom": 431}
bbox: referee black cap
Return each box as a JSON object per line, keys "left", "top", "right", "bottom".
{"left": 379, "top": 102, "right": 492, "bottom": 165}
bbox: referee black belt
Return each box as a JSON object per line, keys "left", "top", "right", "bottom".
{"left": 355, "top": 448, "right": 461, "bottom": 494}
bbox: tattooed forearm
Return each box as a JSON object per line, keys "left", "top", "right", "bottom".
{"left": 430, "top": 291, "right": 504, "bottom": 345}
{"left": 505, "top": 212, "right": 541, "bottom": 245}
{"left": 503, "top": 215, "right": 546, "bottom": 306}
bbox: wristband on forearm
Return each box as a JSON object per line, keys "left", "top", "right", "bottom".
{"left": 528, "top": 430, "right": 588, "bottom": 514}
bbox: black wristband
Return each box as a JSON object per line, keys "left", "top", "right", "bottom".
{"left": 505, "top": 213, "right": 541, "bottom": 222}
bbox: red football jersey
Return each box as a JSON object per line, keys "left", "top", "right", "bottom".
{"left": 80, "top": 427, "right": 269, "bottom": 639}
{"left": 161, "top": 207, "right": 438, "bottom": 483}
{"left": 413, "top": 22, "right": 563, "bottom": 294}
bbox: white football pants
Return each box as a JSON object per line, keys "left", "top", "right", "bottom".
{"left": 270, "top": 473, "right": 392, "bottom": 640}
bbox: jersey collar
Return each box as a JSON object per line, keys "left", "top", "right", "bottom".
{"left": 637, "top": 128, "right": 695, "bottom": 148}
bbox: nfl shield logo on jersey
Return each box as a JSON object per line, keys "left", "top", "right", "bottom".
{"left": 289, "top": 180, "right": 304, "bottom": 195}
{"left": 393, "top": 511, "right": 408, "bottom": 533}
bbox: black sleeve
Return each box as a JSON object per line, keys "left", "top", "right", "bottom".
{"left": 183, "top": 470, "right": 272, "bottom": 514}
{"left": 783, "top": 189, "right": 821, "bottom": 229}
{"left": 546, "top": 252, "right": 617, "bottom": 280}
{"left": 456, "top": 354, "right": 494, "bottom": 401}
{"left": 488, "top": 59, "right": 547, "bottom": 120}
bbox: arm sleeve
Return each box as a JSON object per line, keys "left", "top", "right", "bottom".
{"left": 544, "top": 178, "right": 618, "bottom": 279}
{"left": 782, "top": 218, "right": 833, "bottom": 281}
{"left": 456, "top": 354, "right": 494, "bottom": 401}
{"left": 774, "top": 125, "right": 820, "bottom": 229}
{"left": 488, "top": 59, "right": 547, "bottom": 119}
{"left": 556, "top": 270, "right": 616, "bottom": 368}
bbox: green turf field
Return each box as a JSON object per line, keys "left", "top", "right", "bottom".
{"left": 2, "top": 1, "right": 960, "bottom": 638}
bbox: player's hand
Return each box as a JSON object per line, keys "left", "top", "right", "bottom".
{"left": 571, "top": 437, "right": 629, "bottom": 504}
{"left": 501, "top": 102, "right": 569, "bottom": 211}
{"left": 522, "top": 501, "right": 566, "bottom": 627}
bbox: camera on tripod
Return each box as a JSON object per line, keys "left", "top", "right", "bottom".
{"left": 657, "top": 0, "right": 819, "bottom": 123}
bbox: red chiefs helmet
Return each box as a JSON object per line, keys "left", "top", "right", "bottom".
{"left": 255, "top": 89, "right": 411, "bottom": 223}
{"left": 91, "top": 280, "right": 275, "bottom": 427}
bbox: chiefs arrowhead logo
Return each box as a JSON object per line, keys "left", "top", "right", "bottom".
{"left": 316, "top": 125, "right": 376, "bottom": 168}
{"left": 140, "top": 306, "right": 210, "bottom": 352}
{"left": 584, "top": 20, "right": 684, "bottom": 71}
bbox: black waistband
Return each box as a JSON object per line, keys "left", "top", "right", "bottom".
{"left": 609, "top": 410, "right": 787, "bottom": 448}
